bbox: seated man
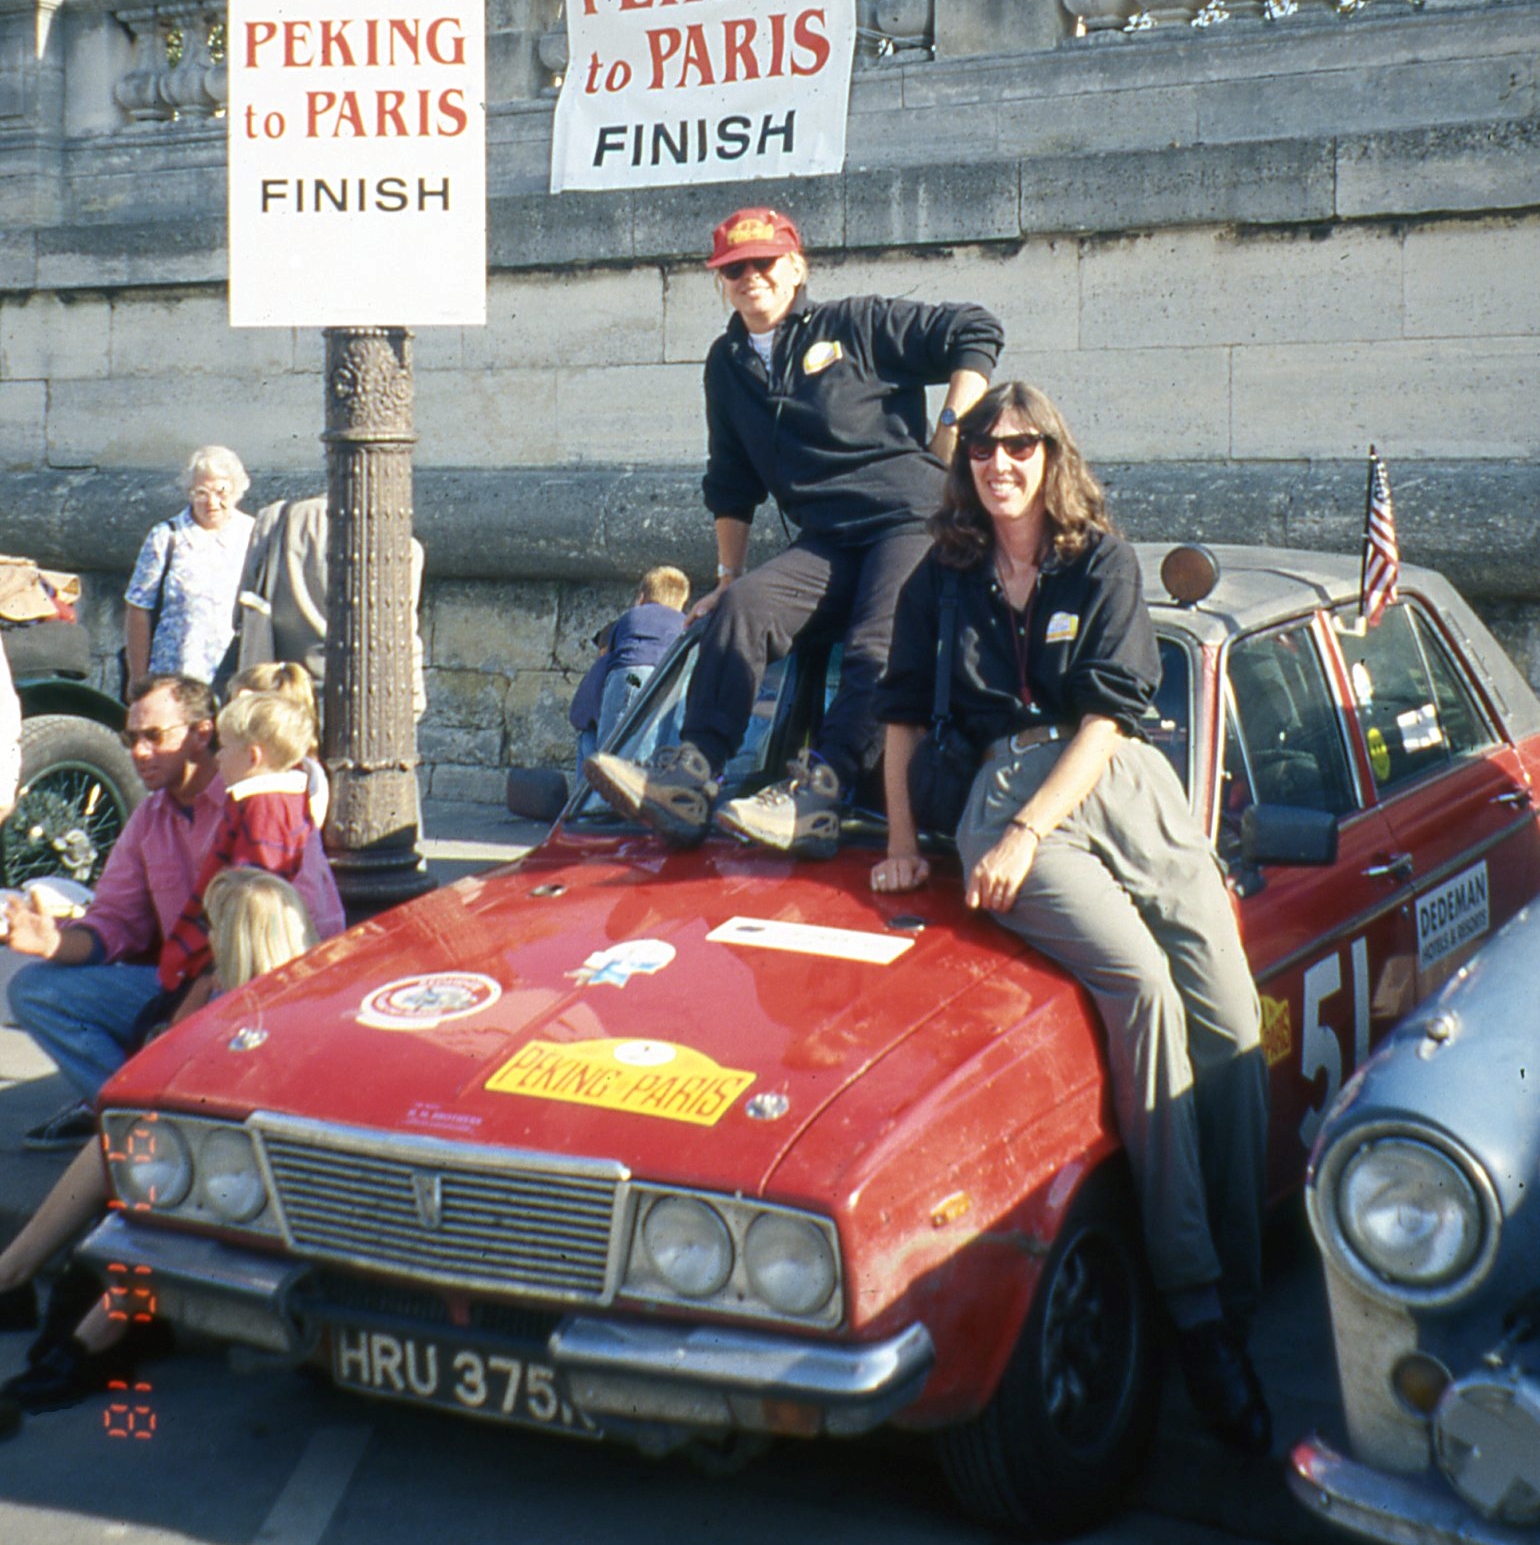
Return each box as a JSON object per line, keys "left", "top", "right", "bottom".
{"left": 2, "top": 674, "right": 345, "bottom": 1149}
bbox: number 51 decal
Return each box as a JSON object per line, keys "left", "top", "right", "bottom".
{"left": 1298, "top": 936, "right": 1370, "bottom": 1149}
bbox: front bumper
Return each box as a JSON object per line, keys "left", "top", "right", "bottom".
{"left": 79, "top": 1214, "right": 934, "bottom": 1438}
{"left": 1289, "top": 1437, "right": 1536, "bottom": 1545}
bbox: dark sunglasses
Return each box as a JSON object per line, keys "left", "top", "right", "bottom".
{"left": 120, "top": 722, "right": 190, "bottom": 749}
{"left": 719, "top": 256, "right": 779, "bottom": 281}
{"left": 965, "top": 431, "right": 1049, "bottom": 463}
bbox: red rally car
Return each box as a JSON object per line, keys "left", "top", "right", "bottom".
{"left": 82, "top": 544, "right": 1540, "bottom": 1536}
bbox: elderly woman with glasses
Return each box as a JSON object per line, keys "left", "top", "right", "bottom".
{"left": 123, "top": 445, "right": 255, "bottom": 687}
{"left": 873, "top": 381, "right": 1273, "bottom": 1457}
{"left": 586, "top": 206, "right": 1004, "bottom": 858}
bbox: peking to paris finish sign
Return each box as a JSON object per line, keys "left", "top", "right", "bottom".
{"left": 550, "top": 0, "right": 855, "bottom": 193}
{"left": 227, "top": 0, "right": 486, "bottom": 327}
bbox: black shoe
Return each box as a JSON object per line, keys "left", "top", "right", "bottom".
{"left": 0, "top": 1282, "right": 38, "bottom": 1333}
{"left": 28, "top": 1261, "right": 106, "bottom": 1366}
{"left": 22, "top": 1100, "right": 96, "bottom": 1152}
{"left": 1175, "top": 1319, "right": 1273, "bottom": 1456}
{"left": 1, "top": 1337, "right": 129, "bottom": 1415}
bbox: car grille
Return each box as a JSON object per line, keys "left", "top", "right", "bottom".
{"left": 252, "top": 1115, "right": 626, "bottom": 1305}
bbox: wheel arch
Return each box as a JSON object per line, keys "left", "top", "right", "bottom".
{"left": 17, "top": 679, "right": 127, "bottom": 730}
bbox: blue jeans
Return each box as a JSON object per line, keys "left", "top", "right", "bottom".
{"left": 7, "top": 960, "right": 163, "bottom": 1101}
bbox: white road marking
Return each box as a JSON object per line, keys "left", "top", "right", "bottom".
{"left": 252, "top": 1425, "right": 372, "bottom": 1545}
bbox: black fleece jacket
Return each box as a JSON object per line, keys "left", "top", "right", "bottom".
{"left": 701, "top": 291, "right": 1004, "bottom": 548}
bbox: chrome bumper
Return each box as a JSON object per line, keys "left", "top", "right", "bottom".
{"left": 79, "top": 1216, "right": 934, "bottom": 1438}
{"left": 1289, "top": 1436, "right": 1536, "bottom": 1545}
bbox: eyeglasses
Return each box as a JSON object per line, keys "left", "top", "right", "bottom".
{"left": 720, "top": 257, "right": 779, "bottom": 282}
{"left": 965, "top": 432, "right": 1049, "bottom": 463}
{"left": 189, "top": 482, "right": 234, "bottom": 503}
{"left": 120, "top": 723, "right": 189, "bottom": 749}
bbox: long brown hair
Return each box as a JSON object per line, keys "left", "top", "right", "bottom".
{"left": 929, "top": 382, "right": 1113, "bottom": 568}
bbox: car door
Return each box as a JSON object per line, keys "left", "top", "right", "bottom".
{"left": 1332, "top": 597, "right": 1540, "bottom": 999}
{"left": 1217, "top": 616, "right": 1421, "bottom": 1186}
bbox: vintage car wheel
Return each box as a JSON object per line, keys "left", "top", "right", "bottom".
{"left": 2, "top": 714, "right": 143, "bottom": 888}
{"left": 937, "top": 1168, "right": 1158, "bottom": 1538}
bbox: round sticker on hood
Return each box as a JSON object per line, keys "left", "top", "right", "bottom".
{"left": 358, "top": 972, "right": 502, "bottom": 1031}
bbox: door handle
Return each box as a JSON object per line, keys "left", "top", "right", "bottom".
{"left": 1492, "top": 789, "right": 1533, "bottom": 809}
{"left": 1364, "top": 853, "right": 1414, "bottom": 882}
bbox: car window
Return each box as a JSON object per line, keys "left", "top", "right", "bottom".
{"left": 1142, "top": 636, "right": 1191, "bottom": 796}
{"left": 1334, "top": 601, "right": 1497, "bottom": 795}
{"left": 1219, "top": 623, "right": 1356, "bottom": 857}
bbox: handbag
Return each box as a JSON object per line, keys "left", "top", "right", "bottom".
{"left": 906, "top": 570, "right": 982, "bottom": 837}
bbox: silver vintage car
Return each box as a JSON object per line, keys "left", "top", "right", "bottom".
{"left": 1290, "top": 902, "right": 1540, "bottom": 1544}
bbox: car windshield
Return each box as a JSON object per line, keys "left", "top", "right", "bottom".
{"left": 566, "top": 628, "right": 1193, "bottom": 836}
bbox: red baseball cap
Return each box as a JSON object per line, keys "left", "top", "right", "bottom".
{"left": 706, "top": 208, "right": 802, "bottom": 269}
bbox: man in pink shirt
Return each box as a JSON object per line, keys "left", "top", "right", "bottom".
{"left": 3, "top": 674, "right": 344, "bottom": 1148}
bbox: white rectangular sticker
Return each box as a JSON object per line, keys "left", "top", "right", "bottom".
{"left": 1417, "top": 860, "right": 1489, "bottom": 971}
{"left": 707, "top": 916, "right": 914, "bottom": 966}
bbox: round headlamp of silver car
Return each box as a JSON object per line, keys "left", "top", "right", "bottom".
{"left": 642, "top": 1196, "right": 733, "bottom": 1298}
{"left": 112, "top": 1117, "right": 193, "bottom": 1210}
{"left": 1337, "top": 1137, "right": 1484, "bottom": 1288}
{"left": 744, "top": 1212, "right": 836, "bottom": 1317}
{"left": 196, "top": 1127, "right": 268, "bottom": 1223}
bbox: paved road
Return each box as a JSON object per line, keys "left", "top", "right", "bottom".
{"left": 0, "top": 802, "right": 1346, "bottom": 1545}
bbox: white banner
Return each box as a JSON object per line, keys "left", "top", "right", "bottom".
{"left": 228, "top": 0, "right": 486, "bottom": 327}
{"left": 550, "top": 1, "right": 855, "bottom": 193}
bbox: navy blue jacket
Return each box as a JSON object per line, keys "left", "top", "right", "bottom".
{"left": 702, "top": 292, "right": 1004, "bottom": 548}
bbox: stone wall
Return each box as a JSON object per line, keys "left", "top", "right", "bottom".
{"left": 2, "top": 0, "right": 1539, "bottom": 799}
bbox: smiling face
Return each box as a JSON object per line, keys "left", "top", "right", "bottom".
{"left": 721, "top": 252, "right": 806, "bottom": 334}
{"left": 967, "top": 409, "right": 1050, "bottom": 534}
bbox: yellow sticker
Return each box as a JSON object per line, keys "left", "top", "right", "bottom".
{"left": 1367, "top": 726, "right": 1391, "bottom": 783}
{"left": 1044, "top": 611, "right": 1080, "bottom": 645}
{"left": 802, "top": 340, "right": 843, "bottom": 375}
{"left": 1260, "top": 995, "right": 1292, "bottom": 1067}
{"left": 485, "top": 1039, "right": 756, "bottom": 1127}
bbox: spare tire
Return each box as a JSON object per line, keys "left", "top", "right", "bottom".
{"left": 2, "top": 715, "right": 144, "bottom": 888}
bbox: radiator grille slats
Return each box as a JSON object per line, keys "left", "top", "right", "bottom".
{"left": 259, "top": 1132, "right": 620, "bottom": 1301}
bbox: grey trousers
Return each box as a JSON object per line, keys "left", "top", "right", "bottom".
{"left": 957, "top": 736, "right": 1268, "bottom": 1317}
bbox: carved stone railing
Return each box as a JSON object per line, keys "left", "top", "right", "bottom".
{"left": 110, "top": 0, "right": 224, "bottom": 126}
{"left": 42, "top": 0, "right": 1469, "bottom": 141}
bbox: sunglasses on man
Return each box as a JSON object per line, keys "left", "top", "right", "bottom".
{"left": 719, "top": 256, "right": 780, "bottom": 282}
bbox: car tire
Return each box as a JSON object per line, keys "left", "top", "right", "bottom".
{"left": 2, "top": 715, "right": 144, "bottom": 888}
{"left": 936, "top": 1165, "right": 1159, "bottom": 1538}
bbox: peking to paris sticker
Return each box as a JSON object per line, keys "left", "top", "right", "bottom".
{"left": 357, "top": 972, "right": 501, "bottom": 1031}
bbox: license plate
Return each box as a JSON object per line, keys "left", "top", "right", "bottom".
{"left": 330, "top": 1323, "right": 600, "bottom": 1437}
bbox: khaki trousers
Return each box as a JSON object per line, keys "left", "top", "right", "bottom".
{"left": 957, "top": 736, "right": 1267, "bottom": 1316}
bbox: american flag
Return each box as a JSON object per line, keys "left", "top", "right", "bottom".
{"left": 1360, "top": 448, "right": 1399, "bottom": 627}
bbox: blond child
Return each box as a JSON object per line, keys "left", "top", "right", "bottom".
{"left": 157, "top": 692, "right": 315, "bottom": 992}
{"left": 227, "top": 660, "right": 328, "bottom": 827}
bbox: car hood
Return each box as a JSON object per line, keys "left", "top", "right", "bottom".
{"left": 104, "top": 833, "right": 1039, "bottom": 1199}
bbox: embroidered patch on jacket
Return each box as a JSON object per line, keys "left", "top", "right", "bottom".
{"left": 1044, "top": 611, "right": 1080, "bottom": 644}
{"left": 802, "top": 340, "right": 844, "bottom": 375}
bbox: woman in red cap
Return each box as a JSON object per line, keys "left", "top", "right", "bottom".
{"left": 587, "top": 206, "right": 1004, "bottom": 856}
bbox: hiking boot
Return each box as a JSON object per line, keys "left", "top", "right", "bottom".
{"left": 584, "top": 744, "right": 718, "bottom": 845}
{"left": 716, "top": 751, "right": 843, "bottom": 859}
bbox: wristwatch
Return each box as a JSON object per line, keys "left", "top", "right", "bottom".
{"left": 937, "top": 407, "right": 959, "bottom": 430}
{"left": 717, "top": 563, "right": 743, "bottom": 581}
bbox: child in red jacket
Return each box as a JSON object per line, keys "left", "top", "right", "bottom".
{"left": 157, "top": 691, "right": 316, "bottom": 993}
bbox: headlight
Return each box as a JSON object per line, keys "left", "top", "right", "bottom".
{"left": 642, "top": 1197, "right": 733, "bottom": 1297}
{"left": 111, "top": 1116, "right": 192, "bottom": 1210}
{"left": 197, "top": 1127, "right": 267, "bottom": 1223}
{"left": 1338, "top": 1138, "right": 1482, "bottom": 1286}
{"left": 744, "top": 1212, "right": 836, "bottom": 1316}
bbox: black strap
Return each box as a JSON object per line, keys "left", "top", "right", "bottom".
{"left": 931, "top": 568, "right": 959, "bottom": 733}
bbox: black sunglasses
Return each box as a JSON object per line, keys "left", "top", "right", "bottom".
{"left": 719, "top": 256, "right": 779, "bottom": 282}
{"left": 965, "top": 431, "right": 1050, "bottom": 463}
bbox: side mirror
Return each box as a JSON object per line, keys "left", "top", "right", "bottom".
{"left": 1242, "top": 803, "right": 1338, "bottom": 867}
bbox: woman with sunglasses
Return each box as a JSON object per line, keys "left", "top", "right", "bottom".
{"left": 586, "top": 206, "right": 1003, "bottom": 857}
{"left": 873, "top": 382, "right": 1272, "bottom": 1457}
